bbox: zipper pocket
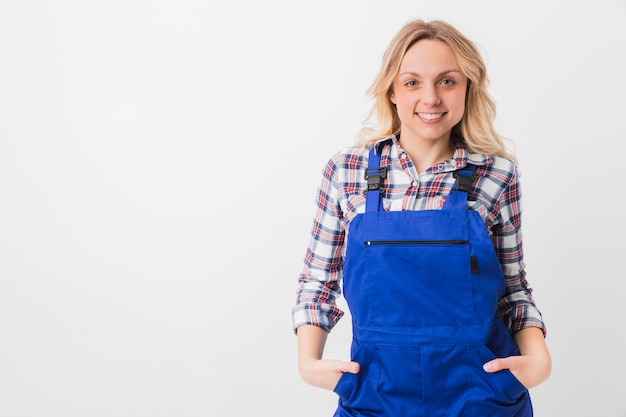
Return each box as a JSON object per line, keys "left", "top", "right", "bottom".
{"left": 363, "top": 239, "right": 478, "bottom": 273}
{"left": 364, "top": 239, "right": 468, "bottom": 245}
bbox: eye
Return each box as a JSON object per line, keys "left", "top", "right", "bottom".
{"left": 404, "top": 80, "right": 418, "bottom": 87}
{"left": 440, "top": 79, "right": 456, "bottom": 86}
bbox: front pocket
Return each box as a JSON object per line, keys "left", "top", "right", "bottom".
{"left": 333, "top": 345, "right": 381, "bottom": 412}
{"left": 333, "top": 368, "right": 359, "bottom": 400}
{"left": 362, "top": 239, "right": 475, "bottom": 327}
{"left": 472, "top": 345, "right": 528, "bottom": 404}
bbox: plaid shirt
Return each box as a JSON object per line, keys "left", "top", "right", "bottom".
{"left": 292, "top": 135, "right": 546, "bottom": 336}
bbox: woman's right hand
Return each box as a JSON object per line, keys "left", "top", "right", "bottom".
{"left": 296, "top": 324, "right": 360, "bottom": 391}
{"left": 298, "top": 358, "right": 360, "bottom": 391}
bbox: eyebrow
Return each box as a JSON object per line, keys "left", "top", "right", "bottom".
{"left": 398, "top": 69, "right": 463, "bottom": 77}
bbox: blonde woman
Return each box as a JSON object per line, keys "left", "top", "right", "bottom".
{"left": 292, "top": 19, "right": 551, "bottom": 416}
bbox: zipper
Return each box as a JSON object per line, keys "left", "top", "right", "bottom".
{"left": 364, "top": 239, "right": 468, "bottom": 246}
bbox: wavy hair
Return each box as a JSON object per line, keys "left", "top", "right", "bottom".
{"left": 357, "top": 19, "right": 515, "bottom": 162}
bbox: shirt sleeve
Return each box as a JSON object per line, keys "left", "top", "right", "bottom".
{"left": 491, "top": 162, "right": 547, "bottom": 336}
{"left": 292, "top": 155, "right": 346, "bottom": 333}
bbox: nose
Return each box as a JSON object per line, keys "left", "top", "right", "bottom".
{"left": 421, "top": 85, "right": 441, "bottom": 106}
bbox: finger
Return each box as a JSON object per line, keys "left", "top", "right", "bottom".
{"left": 483, "top": 357, "right": 514, "bottom": 373}
{"left": 339, "top": 361, "right": 360, "bottom": 374}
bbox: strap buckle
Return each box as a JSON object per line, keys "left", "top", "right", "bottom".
{"left": 364, "top": 167, "right": 387, "bottom": 193}
{"left": 452, "top": 168, "right": 475, "bottom": 193}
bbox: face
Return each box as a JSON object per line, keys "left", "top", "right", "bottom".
{"left": 390, "top": 39, "right": 468, "bottom": 145}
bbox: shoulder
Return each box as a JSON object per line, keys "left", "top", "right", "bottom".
{"left": 324, "top": 144, "right": 371, "bottom": 174}
{"left": 464, "top": 152, "right": 522, "bottom": 226}
{"left": 463, "top": 151, "right": 521, "bottom": 210}
{"left": 465, "top": 150, "right": 518, "bottom": 185}
{"left": 327, "top": 136, "right": 396, "bottom": 165}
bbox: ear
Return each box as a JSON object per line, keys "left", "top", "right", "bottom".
{"left": 389, "top": 91, "right": 396, "bottom": 104}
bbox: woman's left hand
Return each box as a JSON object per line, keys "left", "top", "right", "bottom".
{"left": 482, "top": 327, "right": 552, "bottom": 389}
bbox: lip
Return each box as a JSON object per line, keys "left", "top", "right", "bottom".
{"left": 416, "top": 112, "right": 446, "bottom": 124}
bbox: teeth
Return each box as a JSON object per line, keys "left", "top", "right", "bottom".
{"left": 418, "top": 113, "right": 443, "bottom": 120}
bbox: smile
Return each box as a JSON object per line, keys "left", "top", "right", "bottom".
{"left": 417, "top": 112, "right": 444, "bottom": 120}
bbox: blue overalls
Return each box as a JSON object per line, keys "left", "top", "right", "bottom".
{"left": 333, "top": 143, "right": 533, "bottom": 416}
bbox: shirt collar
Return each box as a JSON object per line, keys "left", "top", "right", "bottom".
{"left": 374, "top": 135, "right": 493, "bottom": 172}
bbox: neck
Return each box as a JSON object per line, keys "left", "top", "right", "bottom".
{"left": 399, "top": 137, "right": 455, "bottom": 174}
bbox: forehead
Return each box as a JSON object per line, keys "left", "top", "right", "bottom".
{"left": 399, "top": 39, "right": 460, "bottom": 73}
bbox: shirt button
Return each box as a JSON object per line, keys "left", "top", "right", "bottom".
{"left": 401, "top": 153, "right": 407, "bottom": 159}
{"left": 412, "top": 180, "right": 418, "bottom": 187}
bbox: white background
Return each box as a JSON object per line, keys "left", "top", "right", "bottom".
{"left": 1, "top": 0, "right": 625, "bottom": 416}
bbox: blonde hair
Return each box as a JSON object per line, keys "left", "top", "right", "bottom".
{"left": 358, "top": 19, "right": 515, "bottom": 162}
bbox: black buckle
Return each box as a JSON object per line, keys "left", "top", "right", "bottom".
{"left": 453, "top": 168, "right": 475, "bottom": 193}
{"left": 364, "top": 167, "right": 387, "bottom": 193}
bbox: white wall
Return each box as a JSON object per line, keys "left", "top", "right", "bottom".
{"left": 1, "top": 0, "right": 625, "bottom": 416}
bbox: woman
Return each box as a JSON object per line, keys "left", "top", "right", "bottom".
{"left": 292, "top": 19, "right": 551, "bottom": 416}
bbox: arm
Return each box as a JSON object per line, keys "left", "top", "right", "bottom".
{"left": 293, "top": 153, "right": 361, "bottom": 390}
{"left": 296, "top": 324, "right": 359, "bottom": 390}
{"left": 482, "top": 161, "right": 551, "bottom": 388}
{"left": 291, "top": 155, "right": 347, "bottom": 334}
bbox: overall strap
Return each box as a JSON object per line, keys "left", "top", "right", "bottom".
{"left": 364, "top": 143, "right": 387, "bottom": 212}
{"left": 442, "top": 164, "right": 477, "bottom": 211}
